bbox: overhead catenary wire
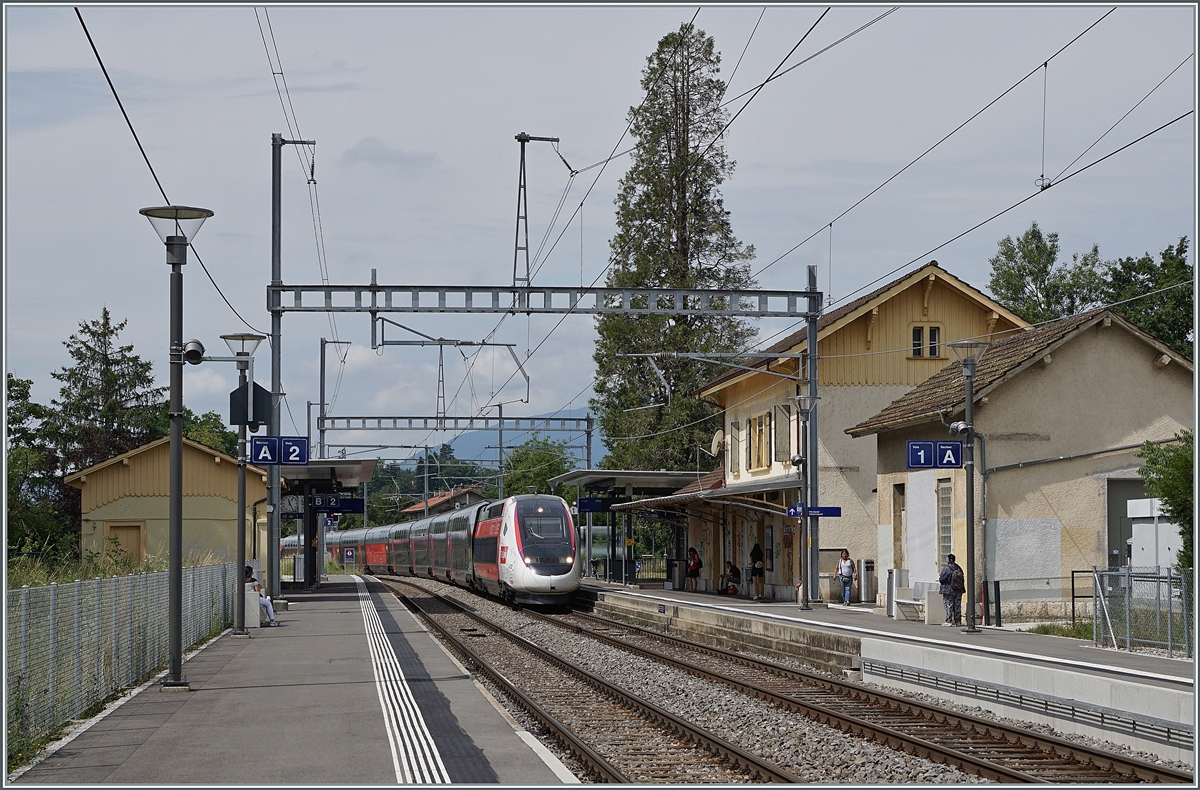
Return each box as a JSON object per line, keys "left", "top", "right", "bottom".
{"left": 75, "top": 7, "right": 265, "bottom": 338}
{"left": 753, "top": 6, "right": 1117, "bottom": 278}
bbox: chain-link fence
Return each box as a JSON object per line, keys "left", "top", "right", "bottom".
{"left": 6, "top": 563, "right": 237, "bottom": 749}
{"left": 1093, "top": 566, "right": 1193, "bottom": 658}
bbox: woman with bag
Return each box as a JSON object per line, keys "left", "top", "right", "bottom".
{"left": 836, "top": 549, "right": 856, "bottom": 605}
{"left": 685, "top": 547, "right": 702, "bottom": 592}
{"left": 749, "top": 543, "right": 765, "bottom": 600}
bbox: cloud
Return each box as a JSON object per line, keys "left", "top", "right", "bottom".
{"left": 6, "top": 69, "right": 114, "bottom": 132}
{"left": 337, "top": 136, "right": 440, "bottom": 180}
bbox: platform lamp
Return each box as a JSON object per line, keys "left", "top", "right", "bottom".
{"left": 789, "top": 394, "right": 819, "bottom": 610}
{"left": 949, "top": 339, "right": 990, "bottom": 634}
{"left": 140, "top": 205, "right": 214, "bottom": 690}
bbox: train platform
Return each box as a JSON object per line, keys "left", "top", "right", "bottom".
{"left": 581, "top": 579, "right": 1195, "bottom": 764}
{"left": 11, "top": 575, "right": 577, "bottom": 785}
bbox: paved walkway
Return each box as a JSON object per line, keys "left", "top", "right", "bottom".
{"left": 13, "top": 575, "right": 574, "bottom": 785}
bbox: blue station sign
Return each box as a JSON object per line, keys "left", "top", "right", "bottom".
{"left": 907, "top": 440, "right": 963, "bottom": 469}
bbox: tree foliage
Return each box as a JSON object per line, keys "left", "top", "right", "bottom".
{"left": 592, "top": 22, "right": 756, "bottom": 471}
{"left": 1137, "top": 430, "right": 1193, "bottom": 571}
{"left": 6, "top": 375, "right": 69, "bottom": 559}
{"left": 147, "top": 404, "right": 238, "bottom": 457}
{"left": 503, "top": 435, "right": 576, "bottom": 500}
{"left": 988, "top": 225, "right": 1193, "bottom": 358}
{"left": 1101, "top": 237, "right": 1192, "bottom": 358}
{"left": 987, "top": 222, "right": 1103, "bottom": 324}
{"left": 43, "top": 308, "right": 165, "bottom": 474}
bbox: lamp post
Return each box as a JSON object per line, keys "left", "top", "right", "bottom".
{"left": 789, "top": 394, "right": 819, "bottom": 610}
{"left": 139, "top": 205, "right": 214, "bottom": 689}
{"left": 949, "top": 339, "right": 990, "bottom": 634}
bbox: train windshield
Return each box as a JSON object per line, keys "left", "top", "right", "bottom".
{"left": 515, "top": 499, "right": 573, "bottom": 549}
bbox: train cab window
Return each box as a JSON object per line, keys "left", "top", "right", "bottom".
{"left": 515, "top": 499, "right": 570, "bottom": 543}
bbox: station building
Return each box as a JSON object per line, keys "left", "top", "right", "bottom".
{"left": 67, "top": 435, "right": 268, "bottom": 565}
{"left": 623, "top": 261, "right": 1027, "bottom": 599}
{"left": 847, "top": 308, "right": 1193, "bottom": 613}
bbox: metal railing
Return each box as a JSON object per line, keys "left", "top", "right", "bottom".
{"left": 6, "top": 563, "right": 237, "bottom": 749}
{"left": 1092, "top": 566, "right": 1193, "bottom": 658}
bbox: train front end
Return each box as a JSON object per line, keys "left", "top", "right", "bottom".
{"left": 504, "top": 495, "right": 579, "bottom": 605}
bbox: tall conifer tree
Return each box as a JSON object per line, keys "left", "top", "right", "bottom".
{"left": 592, "top": 23, "right": 756, "bottom": 471}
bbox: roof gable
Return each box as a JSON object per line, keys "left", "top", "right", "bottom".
{"left": 847, "top": 309, "right": 1193, "bottom": 437}
{"left": 700, "top": 261, "right": 1027, "bottom": 395}
{"left": 65, "top": 436, "right": 263, "bottom": 486}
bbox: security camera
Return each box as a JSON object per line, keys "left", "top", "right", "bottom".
{"left": 790, "top": 454, "right": 804, "bottom": 466}
{"left": 182, "top": 339, "right": 206, "bottom": 365}
{"left": 949, "top": 421, "right": 969, "bottom": 437}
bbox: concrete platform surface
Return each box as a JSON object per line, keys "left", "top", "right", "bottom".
{"left": 13, "top": 575, "right": 574, "bottom": 785}
{"left": 583, "top": 580, "right": 1194, "bottom": 687}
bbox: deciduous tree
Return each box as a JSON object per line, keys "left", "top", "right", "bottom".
{"left": 987, "top": 222, "right": 1103, "bottom": 324}
{"left": 1137, "top": 430, "right": 1193, "bottom": 572}
{"left": 1102, "top": 237, "right": 1192, "bottom": 358}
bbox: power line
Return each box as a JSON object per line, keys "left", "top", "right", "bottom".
{"left": 754, "top": 6, "right": 1116, "bottom": 278}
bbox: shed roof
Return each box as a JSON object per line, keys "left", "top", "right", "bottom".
{"left": 846, "top": 309, "right": 1193, "bottom": 437}
{"left": 64, "top": 435, "right": 266, "bottom": 486}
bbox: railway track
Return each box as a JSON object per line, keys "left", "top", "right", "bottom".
{"left": 380, "top": 578, "right": 799, "bottom": 783}
{"left": 540, "top": 607, "right": 1193, "bottom": 784}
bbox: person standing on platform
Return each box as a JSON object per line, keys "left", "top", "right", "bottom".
{"left": 685, "top": 548, "right": 702, "bottom": 592}
{"left": 836, "top": 549, "right": 857, "bottom": 605}
{"left": 939, "top": 554, "right": 965, "bottom": 627}
{"left": 749, "top": 542, "right": 765, "bottom": 600}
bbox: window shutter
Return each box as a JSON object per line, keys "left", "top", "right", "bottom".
{"left": 774, "top": 404, "right": 791, "bottom": 463}
{"left": 729, "top": 421, "right": 740, "bottom": 473}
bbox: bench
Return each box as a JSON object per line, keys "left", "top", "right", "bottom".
{"left": 893, "top": 586, "right": 944, "bottom": 625}
{"left": 893, "top": 598, "right": 925, "bottom": 621}
{"left": 245, "top": 590, "right": 268, "bottom": 628}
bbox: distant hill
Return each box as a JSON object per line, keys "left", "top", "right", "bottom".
{"left": 425, "top": 407, "right": 608, "bottom": 469}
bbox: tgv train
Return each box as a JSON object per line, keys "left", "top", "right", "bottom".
{"left": 285, "top": 494, "right": 580, "bottom": 606}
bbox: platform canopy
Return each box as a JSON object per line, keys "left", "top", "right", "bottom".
{"left": 281, "top": 459, "right": 377, "bottom": 491}
{"left": 549, "top": 469, "right": 699, "bottom": 496}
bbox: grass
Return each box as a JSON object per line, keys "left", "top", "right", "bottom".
{"left": 1017, "top": 621, "right": 1095, "bottom": 640}
{"left": 8, "top": 548, "right": 228, "bottom": 590}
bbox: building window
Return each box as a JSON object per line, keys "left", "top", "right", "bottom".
{"left": 937, "top": 478, "right": 952, "bottom": 562}
{"left": 729, "top": 421, "right": 740, "bottom": 474}
{"left": 748, "top": 412, "right": 771, "bottom": 470}
{"left": 910, "top": 324, "right": 945, "bottom": 358}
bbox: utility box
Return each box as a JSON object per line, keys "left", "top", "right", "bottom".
{"left": 856, "top": 559, "right": 875, "bottom": 604}
{"left": 1127, "top": 498, "right": 1181, "bottom": 568}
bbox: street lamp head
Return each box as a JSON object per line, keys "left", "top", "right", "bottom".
{"left": 221, "top": 333, "right": 266, "bottom": 357}
{"left": 788, "top": 393, "right": 820, "bottom": 418}
{"left": 949, "top": 421, "right": 969, "bottom": 437}
{"left": 139, "top": 205, "right": 214, "bottom": 243}
{"left": 182, "top": 339, "right": 205, "bottom": 365}
{"left": 948, "top": 339, "right": 990, "bottom": 364}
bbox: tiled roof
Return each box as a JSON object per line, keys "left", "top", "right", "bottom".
{"left": 669, "top": 468, "right": 725, "bottom": 496}
{"left": 846, "top": 309, "right": 1184, "bottom": 437}
{"left": 401, "top": 485, "right": 484, "bottom": 513}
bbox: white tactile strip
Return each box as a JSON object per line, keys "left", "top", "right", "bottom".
{"left": 353, "top": 574, "right": 451, "bottom": 784}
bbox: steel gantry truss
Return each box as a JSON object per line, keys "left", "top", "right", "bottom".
{"left": 270, "top": 271, "right": 822, "bottom": 319}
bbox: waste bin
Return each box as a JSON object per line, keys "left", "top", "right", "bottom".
{"left": 856, "top": 559, "right": 875, "bottom": 604}
{"left": 668, "top": 559, "right": 685, "bottom": 590}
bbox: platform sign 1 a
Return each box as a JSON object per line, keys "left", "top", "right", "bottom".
{"left": 907, "top": 440, "right": 963, "bottom": 469}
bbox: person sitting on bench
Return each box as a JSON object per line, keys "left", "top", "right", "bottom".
{"left": 245, "top": 566, "right": 279, "bottom": 627}
{"left": 718, "top": 561, "right": 742, "bottom": 595}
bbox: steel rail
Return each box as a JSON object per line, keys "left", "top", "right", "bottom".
{"left": 383, "top": 582, "right": 626, "bottom": 783}
{"left": 550, "top": 609, "right": 1193, "bottom": 784}
{"left": 384, "top": 579, "right": 800, "bottom": 783}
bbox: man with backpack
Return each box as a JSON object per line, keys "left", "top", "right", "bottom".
{"left": 939, "top": 554, "right": 966, "bottom": 627}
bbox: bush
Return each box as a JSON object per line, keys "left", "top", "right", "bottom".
{"left": 1018, "top": 621, "right": 1094, "bottom": 640}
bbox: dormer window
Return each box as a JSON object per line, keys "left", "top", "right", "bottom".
{"left": 910, "top": 324, "right": 943, "bottom": 358}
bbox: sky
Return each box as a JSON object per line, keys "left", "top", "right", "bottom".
{"left": 4, "top": 4, "right": 1196, "bottom": 470}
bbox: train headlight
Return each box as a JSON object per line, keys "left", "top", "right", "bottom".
{"left": 566, "top": 556, "right": 574, "bottom": 564}
{"left": 524, "top": 556, "right": 533, "bottom": 565}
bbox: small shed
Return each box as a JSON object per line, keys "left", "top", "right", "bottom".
{"left": 66, "top": 436, "right": 268, "bottom": 564}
